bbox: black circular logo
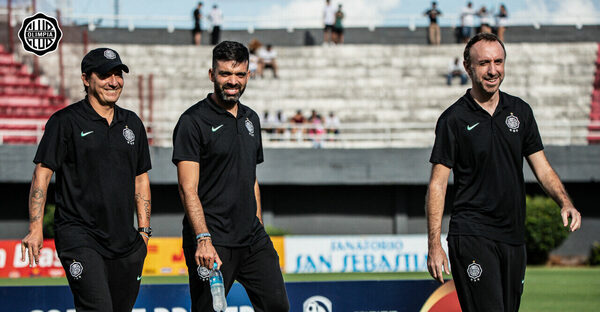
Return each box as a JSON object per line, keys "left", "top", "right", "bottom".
{"left": 18, "top": 12, "right": 62, "bottom": 56}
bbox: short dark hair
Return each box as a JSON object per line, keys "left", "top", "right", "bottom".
{"left": 463, "top": 32, "right": 506, "bottom": 66}
{"left": 212, "top": 41, "right": 249, "bottom": 69}
{"left": 83, "top": 71, "right": 92, "bottom": 94}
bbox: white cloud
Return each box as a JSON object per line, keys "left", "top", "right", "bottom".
{"left": 256, "top": 0, "right": 402, "bottom": 28}
{"left": 512, "top": 0, "right": 600, "bottom": 25}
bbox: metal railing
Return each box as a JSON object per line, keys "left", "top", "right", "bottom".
{"left": 1, "top": 119, "right": 598, "bottom": 147}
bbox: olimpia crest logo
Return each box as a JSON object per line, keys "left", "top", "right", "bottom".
{"left": 18, "top": 12, "right": 62, "bottom": 56}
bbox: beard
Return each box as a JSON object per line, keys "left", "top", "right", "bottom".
{"left": 214, "top": 82, "right": 246, "bottom": 109}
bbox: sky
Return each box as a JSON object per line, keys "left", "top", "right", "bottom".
{"left": 26, "top": 0, "right": 600, "bottom": 30}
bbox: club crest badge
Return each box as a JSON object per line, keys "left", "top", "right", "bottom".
{"left": 197, "top": 266, "right": 210, "bottom": 281}
{"left": 505, "top": 112, "right": 520, "bottom": 133}
{"left": 69, "top": 260, "right": 83, "bottom": 279}
{"left": 18, "top": 12, "right": 63, "bottom": 56}
{"left": 467, "top": 261, "right": 482, "bottom": 282}
{"left": 104, "top": 49, "right": 117, "bottom": 59}
{"left": 245, "top": 118, "right": 255, "bottom": 137}
{"left": 123, "top": 125, "right": 135, "bottom": 145}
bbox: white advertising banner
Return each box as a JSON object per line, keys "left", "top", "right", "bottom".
{"left": 284, "top": 234, "right": 448, "bottom": 273}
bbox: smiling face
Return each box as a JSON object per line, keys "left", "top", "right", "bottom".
{"left": 209, "top": 59, "right": 249, "bottom": 108}
{"left": 82, "top": 68, "right": 124, "bottom": 106}
{"left": 464, "top": 40, "right": 505, "bottom": 97}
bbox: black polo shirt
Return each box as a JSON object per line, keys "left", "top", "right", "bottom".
{"left": 430, "top": 90, "right": 544, "bottom": 244}
{"left": 33, "top": 98, "right": 151, "bottom": 258}
{"left": 172, "top": 94, "right": 267, "bottom": 248}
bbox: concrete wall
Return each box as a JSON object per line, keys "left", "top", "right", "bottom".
{"left": 2, "top": 145, "right": 600, "bottom": 184}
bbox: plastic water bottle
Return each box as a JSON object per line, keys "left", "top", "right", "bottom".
{"left": 210, "top": 262, "right": 227, "bottom": 312}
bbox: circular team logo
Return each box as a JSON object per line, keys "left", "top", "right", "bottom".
{"left": 467, "top": 261, "right": 482, "bottom": 282}
{"left": 18, "top": 13, "right": 62, "bottom": 56}
{"left": 505, "top": 112, "right": 520, "bottom": 133}
{"left": 245, "top": 118, "right": 255, "bottom": 137}
{"left": 123, "top": 126, "right": 135, "bottom": 145}
{"left": 104, "top": 49, "right": 117, "bottom": 60}
{"left": 69, "top": 260, "right": 83, "bottom": 279}
{"left": 197, "top": 266, "right": 210, "bottom": 281}
{"left": 303, "top": 296, "right": 332, "bottom": 312}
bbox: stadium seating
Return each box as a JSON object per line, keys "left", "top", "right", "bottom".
{"left": 0, "top": 45, "right": 67, "bottom": 144}
{"left": 588, "top": 43, "right": 600, "bottom": 144}
{"left": 28, "top": 42, "right": 598, "bottom": 147}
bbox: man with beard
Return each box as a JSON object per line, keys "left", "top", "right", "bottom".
{"left": 426, "top": 33, "right": 581, "bottom": 311}
{"left": 172, "top": 41, "right": 289, "bottom": 312}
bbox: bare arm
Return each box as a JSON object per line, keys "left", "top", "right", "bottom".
{"left": 21, "top": 163, "right": 53, "bottom": 267}
{"left": 176, "top": 161, "right": 221, "bottom": 269}
{"left": 526, "top": 151, "right": 581, "bottom": 232}
{"left": 255, "top": 179, "right": 263, "bottom": 225}
{"left": 426, "top": 163, "right": 451, "bottom": 283}
{"left": 135, "top": 172, "right": 151, "bottom": 245}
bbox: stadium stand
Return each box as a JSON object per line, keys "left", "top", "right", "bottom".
{"left": 588, "top": 43, "right": 600, "bottom": 144}
{"left": 0, "top": 45, "right": 67, "bottom": 144}
{"left": 28, "top": 42, "right": 597, "bottom": 148}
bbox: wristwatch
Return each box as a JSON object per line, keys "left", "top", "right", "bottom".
{"left": 138, "top": 227, "right": 152, "bottom": 237}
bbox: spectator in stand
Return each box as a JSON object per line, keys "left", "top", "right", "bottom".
{"left": 258, "top": 44, "right": 278, "bottom": 79}
{"left": 333, "top": 4, "right": 345, "bottom": 44}
{"left": 460, "top": 2, "right": 476, "bottom": 43}
{"left": 495, "top": 4, "right": 508, "bottom": 41}
{"left": 323, "top": 0, "right": 336, "bottom": 45}
{"left": 192, "top": 2, "right": 203, "bottom": 45}
{"left": 275, "top": 110, "right": 287, "bottom": 138}
{"left": 477, "top": 6, "right": 493, "bottom": 34}
{"left": 248, "top": 39, "right": 262, "bottom": 79}
{"left": 447, "top": 57, "right": 468, "bottom": 86}
{"left": 208, "top": 4, "right": 223, "bottom": 45}
{"left": 290, "top": 109, "right": 306, "bottom": 140}
{"left": 424, "top": 2, "right": 442, "bottom": 45}
{"left": 262, "top": 111, "right": 274, "bottom": 134}
{"left": 308, "top": 110, "right": 325, "bottom": 148}
{"left": 325, "top": 111, "right": 340, "bottom": 136}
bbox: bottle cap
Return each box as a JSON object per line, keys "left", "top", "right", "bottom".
{"left": 213, "top": 262, "right": 218, "bottom": 270}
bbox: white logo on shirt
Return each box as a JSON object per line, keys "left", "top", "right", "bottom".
{"left": 505, "top": 113, "right": 520, "bottom": 133}
{"left": 123, "top": 125, "right": 135, "bottom": 145}
{"left": 245, "top": 118, "right": 255, "bottom": 137}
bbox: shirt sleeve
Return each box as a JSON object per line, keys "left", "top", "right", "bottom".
{"left": 522, "top": 105, "right": 544, "bottom": 157}
{"left": 33, "top": 113, "right": 68, "bottom": 171}
{"left": 136, "top": 120, "right": 152, "bottom": 175}
{"left": 429, "top": 114, "right": 456, "bottom": 168}
{"left": 172, "top": 113, "right": 203, "bottom": 165}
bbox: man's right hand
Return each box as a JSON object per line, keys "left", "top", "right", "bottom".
{"left": 427, "top": 244, "right": 450, "bottom": 283}
{"left": 195, "top": 239, "right": 222, "bottom": 270}
{"left": 21, "top": 228, "right": 43, "bottom": 267}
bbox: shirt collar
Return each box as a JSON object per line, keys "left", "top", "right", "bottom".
{"left": 206, "top": 93, "right": 248, "bottom": 119}
{"left": 81, "top": 97, "right": 123, "bottom": 123}
{"left": 463, "top": 89, "right": 507, "bottom": 114}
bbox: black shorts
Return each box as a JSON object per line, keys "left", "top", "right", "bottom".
{"left": 59, "top": 245, "right": 147, "bottom": 312}
{"left": 333, "top": 27, "right": 344, "bottom": 34}
{"left": 448, "top": 235, "right": 526, "bottom": 312}
{"left": 324, "top": 24, "right": 334, "bottom": 31}
{"left": 184, "top": 237, "right": 289, "bottom": 312}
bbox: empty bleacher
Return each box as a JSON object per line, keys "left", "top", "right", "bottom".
{"left": 26, "top": 42, "right": 598, "bottom": 147}
{"left": 0, "top": 45, "right": 67, "bottom": 144}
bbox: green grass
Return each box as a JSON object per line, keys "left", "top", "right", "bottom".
{"left": 1, "top": 267, "right": 598, "bottom": 311}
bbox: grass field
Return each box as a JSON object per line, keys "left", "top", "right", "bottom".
{"left": 1, "top": 267, "right": 599, "bottom": 311}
